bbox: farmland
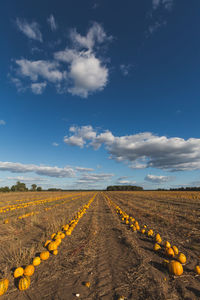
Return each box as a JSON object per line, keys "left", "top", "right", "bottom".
{"left": 0, "top": 191, "right": 200, "bottom": 299}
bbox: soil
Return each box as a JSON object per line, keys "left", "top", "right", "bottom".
{"left": 1, "top": 191, "right": 200, "bottom": 299}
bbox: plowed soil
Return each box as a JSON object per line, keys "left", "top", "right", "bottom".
{"left": 1, "top": 191, "right": 200, "bottom": 299}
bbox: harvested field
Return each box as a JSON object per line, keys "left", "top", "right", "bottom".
{"left": 0, "top": 191, "right": 200, "bottom": 299}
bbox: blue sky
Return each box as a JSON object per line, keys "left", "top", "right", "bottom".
{"left": 1, "top": 0, "right": 200, "bottom": 189}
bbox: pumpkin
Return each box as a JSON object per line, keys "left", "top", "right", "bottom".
{"left": 136, "top": 224, "right": 140, "bottom": 231}
{"left": 132, "top": 226, "right": 137, "bottom": 232}
{"left": 48, "top": 241, "right": 58, "bottom": 251}
{"left": 44, "top": 240, "right": 52, "bottom": 248}
{"left": 54, "top": 238, "right": 61, "bottom": 246}
{"left": 53, "top": 249, "right": 58, "bottom": 255}
{"left": 66, "top": 229, "right": 72, "bottom": 236}
{"left": 155, "top": 234, "right": 162, "bottom": 243}
{"left": 141, "top": 229, "right": 145, "bottom": 234}
{"left": 18, "top": 276, "right": 31, "bottom": 290}
{"left": 3, "top": 219, "right": 9, "bottom": 224}
{"left": 125, "top": 220, "right": 129, "bottom": 225}
{"left": 153, "top": 243, "right": 161, "bottom": 251}
{"left": 59, "top": 233, "right": 65, "bottom": 239}
{"left": 0, "top": 279, "right": 9, "bottom": 296}
{"left": 24, "top": 265, "right": 35, "bottom": 276}
{"left": 168, "top": 260, "right": 183, "bottom": 276}
{"left": 32, "top": 257, "right": 41, "bottom": 266}
{"left": 178, "top": 253, "right": 186, "bottom": 264}
{"left": 51, "top": 233, "right": 56, "bottom": 239}
{"left": 14, "top": 267, "right": 24, "bottom": 278}
{"left": 163, "top": 259, "right": 169, "bottom": 268}
{"left": 165, "top": 247, "right": 175, "bottom": 258}
{"left": 164, "top": 241, "right": 171, "bottom": 249}
{"left": 172, "top": 245, "right": 179, "bottom": 255}
{"left": 85, "top": 281, "right": 90, "bottom": 288}
{"left": 40, "top": 251, "right": 50, "bottom": 260}
{"left": 147, "top": 229, "right": 153, "bottom": 236}
{"left": 194, "top": 265, "right": 200, "bottom": 275}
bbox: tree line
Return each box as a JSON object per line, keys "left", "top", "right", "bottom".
{"left": 0, "top": 181, "right": 42, "bottom": 192}
{"left": 106, "top": 185, "right": 143, "bottom": 191}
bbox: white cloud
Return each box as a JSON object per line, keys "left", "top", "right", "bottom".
{"left": 152, "top": 0, "right": 174, "bottom": 10}
{"left": 7, "top": 176, "right": 48, "bottom": 182}
{"left": 70, "top": 22, "right": 112, "bottom": 50}
{"left": 64, "top": 125, "right": 200, "bottom": 172}
{"left": 0, "top": 120, "right": 6, "bottom": 125}
{"left": 52, "top": 142, "right": 59, "bottom": 147}
{"left": 77, "top": 172, "right": 113, "bottom": 184}
{"left": 55, "top": 49, "right": 108, "bottom": 98}
{"left": 15, "top": 59, "right": 66, "bottom": 83}
{"left": 117, "top": 179, "right": 136, "bottom": 185}
{"left": 0, "top": 161, "right": 75, "bottom": 178}
{"left": 54, "top": 23, "right": 110, "bottom": 97}
{"left": 120, "top": 64, "right": 131, "bottom": 76}
{"left": 145, "top": 174, "right": 172, "bottom": 183}
{"left": 31, "top": 82, "right": 46, "bottom": 94}
{"left": 16, "top": 18, "right": 43, "bottom": 42}
{"left": 47, "top": 14, "right": 57, "bottom": 31}
{"left": 75, "top": 167, "right": 94, "bottom": 172}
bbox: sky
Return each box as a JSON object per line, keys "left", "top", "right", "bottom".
{"left": 1, "top": 0, "right": 200, "bottom": 190}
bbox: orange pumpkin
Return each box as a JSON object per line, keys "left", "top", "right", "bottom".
{"left": 32, "top": 257, "right": 41, "bottom": 266}
{"left": 178, "top": 253, "right": 186, "bottom": 264}
{"left": 194, "top": 265, "right": 200, "bottom": 275}
{"left": 53, "top": 249, "right": 58, "bottom": 255}
{"left": 48, "top": 241, "right": 58, "bottom": 251}
{"left": 40, "top": 251, "right": 50, "bottom": 261}
{"left": 18, "top": 276, "right": 31, "bottom": 290}
{"left": 24, "top": 265, "right": 35, "bottom": 276}
{"left": 153, "top": 243, "right": 161, "bottom": 251}
{"left": 14, "top": 267, "right": 24, "bottom": 278}
{"left": 168, "top": 260, "right": 183, "bottom": 276}
{"left": 172, "top": 245, "right": 179, "bottom": 255}
{"left": 164, "top": 241, "right": 171, "bottom": 249}
{"left": 165, "top": 247, "right": 175, "bottom": 258}
{"left": 0, "top": 279, "right": 9, "bottom": 296}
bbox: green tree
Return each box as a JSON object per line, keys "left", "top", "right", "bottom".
{"left": 37, "top": 186, "right": 42, "bottom": 191}
{"left": 31, "top": 184, "right": 37, "bottom": 191}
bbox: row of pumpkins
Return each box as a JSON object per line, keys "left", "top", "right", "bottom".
{"left": 0, "top": 193, "right": 96, "bottom": 296}
{"left": 0, "top": 192, "right": 82, "bottom": 215}
{"left": 3, "top": 195, "right": 83, "bottom": 224}
{"left": 105, "top": 195, "right": 200, "bottom": 277}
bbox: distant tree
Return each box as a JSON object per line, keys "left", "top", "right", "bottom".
{"left": 107, "top": 185, "right": 143, "bottom": 191}
{"left": 36, "top": 186, "right": 42, "bottom": 191}
{"left": 11, "top": 181, "right": 28, "bottom": 192}
{"left": 0, "top": 186, "right": 10, "bottom": 192}
{"left": 31, "top": 184, "right": 37, "bottom": 191}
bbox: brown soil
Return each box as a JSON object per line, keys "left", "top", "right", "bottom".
{"left": 1, "top": 191, "right": 200, "bottom": 299}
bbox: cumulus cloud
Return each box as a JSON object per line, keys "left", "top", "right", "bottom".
{"left": 0, "top": 120, "right": 6, "bottom": 125}
{"left": 64, "top": 125, "right": 200, "bottom": 172}
{"left": 31, "top": 82, "right": 46, "bottom": 94}
{"left": 0, "top": 161, "right": 75, "bottom": 178}
{"left": 54, "top": 22, "right": 110, "bottom": 97}
{"left": 15, "top": 59, "right": 66, "bottom": 83}
{"left": 47, "top": 14, "right": 57, "bottom": 31}
{"left": 16, "top": 18, "right": 43, "bottom": 42}
{"left": 145, "top": 174, "right": 172, "bottom": 183}
{"left": 55, "top": 49, "right": 108, "bottom": 98}
{"left": 12, "top": 22, "right": 111, "bottom": 98}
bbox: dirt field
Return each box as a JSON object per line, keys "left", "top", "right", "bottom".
{"left": 0, "top": 191, "right": 200, "bottom": 299}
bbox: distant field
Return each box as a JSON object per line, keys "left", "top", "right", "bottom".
{"left": 0, "top": 191, "right": 200, "bottom": 299}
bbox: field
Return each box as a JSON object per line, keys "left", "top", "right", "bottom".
{"left": 0, "top": 191, "right": 200, "bottom": 299}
